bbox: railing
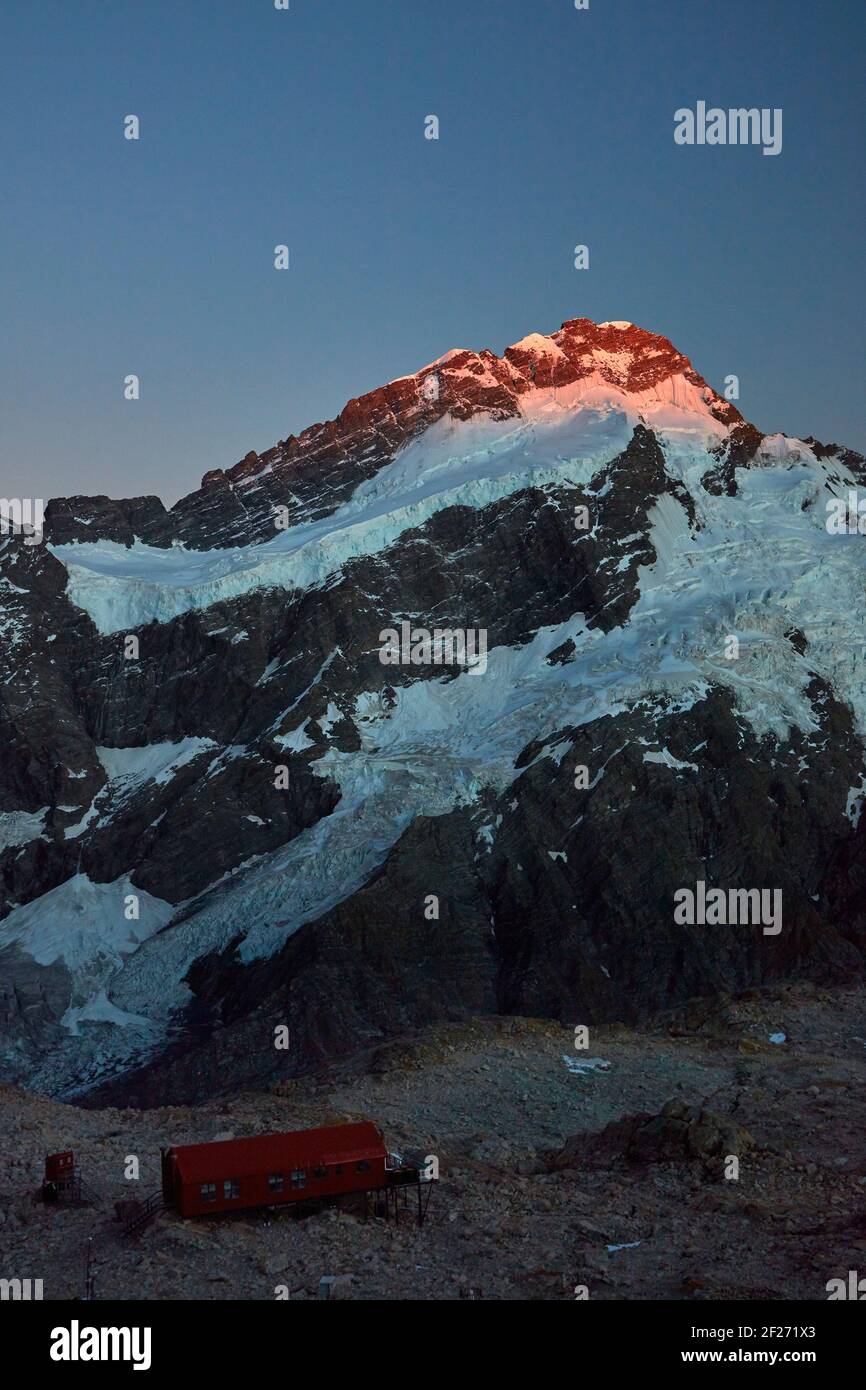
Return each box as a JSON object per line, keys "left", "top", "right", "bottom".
{"left": 78, "top": 1176, "right": 101, "bottom": 1204}
{"left": 43, "top": 1172, "right": 101, "bottom": 1205}
{"left": 122, "top": 1191, "right": 164, "bottom": 1239}
{"left": 386, "top": 1165, "right": 422, "bottom": 1186}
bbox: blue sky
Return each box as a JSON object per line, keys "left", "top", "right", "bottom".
{"left": 1, "top": 0, "right": 863, "bottom": 504}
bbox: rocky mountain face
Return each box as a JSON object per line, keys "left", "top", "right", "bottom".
{"left": 1, "top": 317, "right": 865, "bottom": 1105}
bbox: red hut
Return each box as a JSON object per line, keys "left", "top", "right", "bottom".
{"left": 161, "top": 1121, "right": 389, "bottom": 1218}
{"left": 42, "top": 1150, "right": 76, "bottom": 1202}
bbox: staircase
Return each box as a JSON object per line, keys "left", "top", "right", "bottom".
{"left": 122, "top": 1191, "right": 164, "bottom": 1239}
{"left": 77, "top": 1176, "right": 101, "bottom": 1204}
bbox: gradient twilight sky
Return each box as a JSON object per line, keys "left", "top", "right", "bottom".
{"left": 1, "top": 0, "right": 863, "bottom": 507}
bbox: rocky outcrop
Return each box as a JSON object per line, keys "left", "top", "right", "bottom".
{"left": 544, "top": 1099, "right": 754, "bottom": 1170}
{"left": 701, "top": 422, "right": 765, "bottom": 495}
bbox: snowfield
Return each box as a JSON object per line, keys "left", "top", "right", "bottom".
{"left": 0, "top": 872, "right": 173, "bottom": 993}
{"left": 49, "top": 372, "right": 726, "bottom": 635}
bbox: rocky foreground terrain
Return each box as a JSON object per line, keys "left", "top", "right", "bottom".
{"left": 2, "top": 981, "right": 864, "bottom": 1301}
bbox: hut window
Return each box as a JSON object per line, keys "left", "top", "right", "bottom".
{"left": 200, "top": 1182, "right": 217, "bottom": 1202}
{"left": 333, "top": 1164, "right": 343, "bottom": 1175}
{"left": 268, "top": 1173, "right": 284, "bottom": 1192}
{"left": 223, "top": 1178, "right": 240, "bottom": 1199}
{"left": 313, "top": 1166, "right": 327, "bottom": 1179}
{"left": 356, "top": 1160, "right": 372, "bottom": 1173}
{"left": 291, "top": 1169, "right": 307, "bottom": 1189}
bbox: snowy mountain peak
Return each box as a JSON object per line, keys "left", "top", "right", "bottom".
{"left": 42, "top": 317, "right": 742, "bottom": 559}
{"left": 401, "top": 317, "right": 738, "bottom": 427}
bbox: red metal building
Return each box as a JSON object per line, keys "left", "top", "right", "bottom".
{"left": 161, "top": 1121, "right": 390, "bottom": 1218}
{"left": 42, "top": 1150, "right": 75, "bottom": 1202}
{"left": 45, "top": 1150, "right": 75, "bottom": 1185}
